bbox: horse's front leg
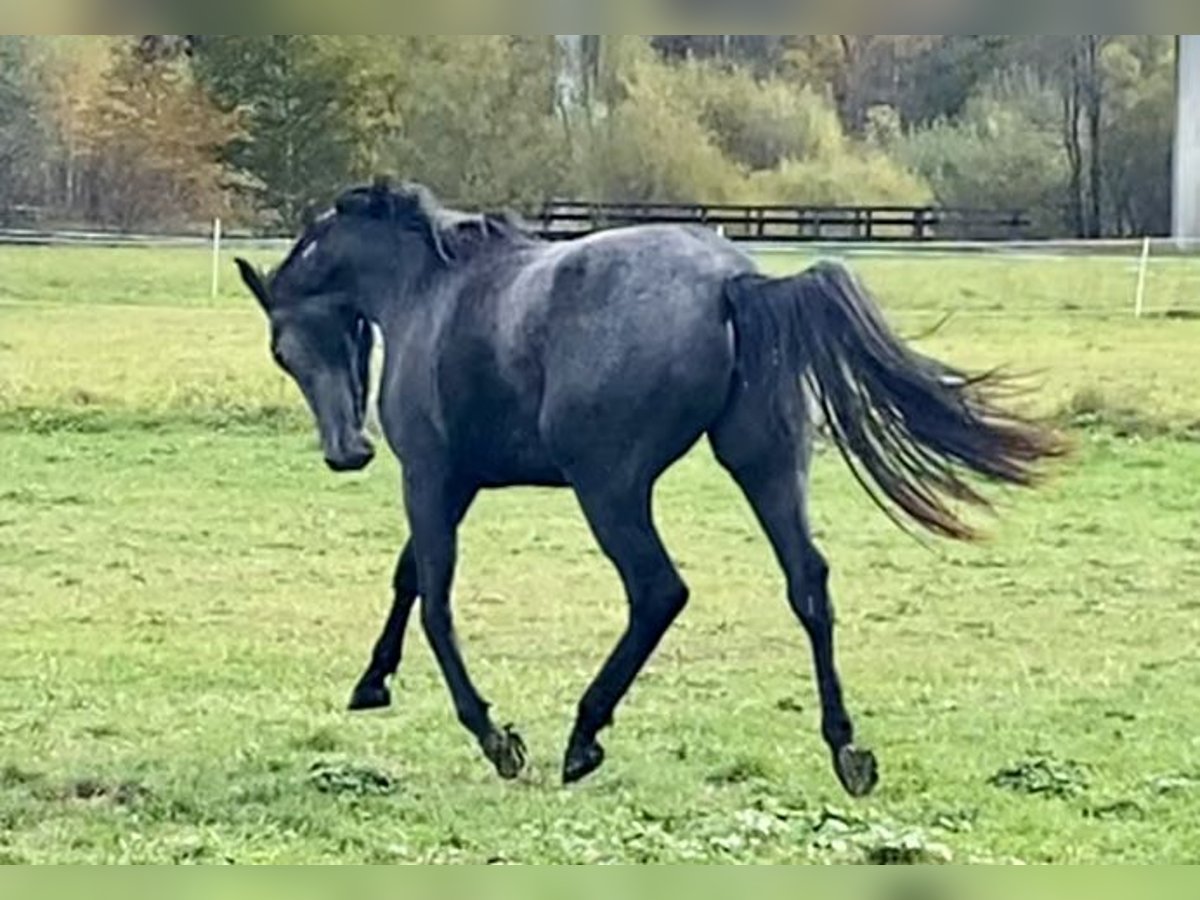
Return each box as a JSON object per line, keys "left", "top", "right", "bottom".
{"left": 404, "top": 473, "right": 526, "bottom": 780}
{"left": 562, "top": 476, "right": 689, "bottom": 785}
{"left": 348, "top": 540, "right": 418, "bottom": 711}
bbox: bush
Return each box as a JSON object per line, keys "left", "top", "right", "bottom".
{"left": 581, "top": 57, "right": 745, "bottom": 202}
{"left": 896, "top": 74, "right": 1070, "bottom": 236}
{"left": 583, "top": 52, "right": 929, "bottom": 207}
{"left": 674, "top": 63, "right": 845, "bottom": 170}
{"left": 748, "top": 151, "right": 931, "bottom": 207}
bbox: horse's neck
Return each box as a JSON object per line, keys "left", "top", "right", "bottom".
{"left": 358, "top": 268, "right": 447, "bottom": 340}
{"left": 358, "top": 239, "right": 523, "bottom": 337}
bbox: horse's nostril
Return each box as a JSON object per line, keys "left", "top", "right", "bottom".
{"left": 326, "top": 444, "right": 374, "bottom": 473}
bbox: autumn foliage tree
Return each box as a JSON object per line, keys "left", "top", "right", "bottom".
{"left": 79, "top": 42, "right": 232, "bottom": 228}
{"left": 0, "top": 37, "right": 45, "bottom": 220}
{"left": 0, "top": 34, "right": 1184, "bottom": 238}
{"left": 191, "top": 36, "right": 366, "bottom": 228}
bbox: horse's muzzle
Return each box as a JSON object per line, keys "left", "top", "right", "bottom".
{"left": 325, "top": 434, "right": 375, "bottom": 472}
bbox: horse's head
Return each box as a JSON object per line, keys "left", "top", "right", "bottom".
{"left": 235, "top": 257, "right": 375, "bottom": 473}
{"left": 234, "top": 178, "right": 520, "bottom": 470}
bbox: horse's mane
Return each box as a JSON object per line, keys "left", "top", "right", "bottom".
{"left": 330, "top": 178, "right": 538, "bottom": 266}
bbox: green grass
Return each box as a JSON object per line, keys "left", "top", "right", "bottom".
{"left": 1, "top": 245, "right": 1199, "bottom": 863}
{"left": 3, "top": 245, "right": 1199, "bottom": 430}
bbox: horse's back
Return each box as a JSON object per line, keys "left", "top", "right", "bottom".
{"left": 408, "top": 224, "right": 753, "bottom": 486}
{"left": 529, "top": 225, "right": 752, "bottom": 480}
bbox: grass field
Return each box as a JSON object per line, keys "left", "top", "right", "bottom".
{"left": 1, "top": 243, "right": 1199, "bottom": 863}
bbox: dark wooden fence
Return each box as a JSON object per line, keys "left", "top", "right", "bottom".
{"left": 0, "top": 201, "right": 1033, "bottom": 245}
{"left": 534, "top": 201, "right": 1031, "bottom": 242}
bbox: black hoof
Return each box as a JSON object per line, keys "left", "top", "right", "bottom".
{"left": 483, "top": 724, "right": 527, "bottom": 780}
{"left": 834, "top": 744, "right": 879, "bottom": 798}
{"left": 562, "top": 738, "right": 605, "bottom": 785}
{"left": 347, "top": 680, "right": 391, "bottom": 712}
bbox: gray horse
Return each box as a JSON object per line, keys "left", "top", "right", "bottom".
{"left": 235, "top": 178, "right": 1061, "bottom": 796}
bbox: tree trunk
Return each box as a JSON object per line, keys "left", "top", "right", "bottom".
{"left": 1062, "top": 48, "right": 1086, "bottom": 238}
{"left": 1084, "top": 36, "right": 1104, "bottom": 238}
{"left": 835, "top": 35, "right": 868, "bottom": 130}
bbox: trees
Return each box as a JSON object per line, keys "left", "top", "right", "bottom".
{"left": 191, "top": 36, "right": 365, "bottom": 227}
{"left": 649, "top": 35, "right": 791, "bottom": 73}
{"left": 78, "top": 42, "right": 231, "bottom": 228}
{"left": 0, "top": 34, "right": 1180, "bottom": 237}
{"left": 379, "top": 36, "right": 573, "bottom": 210}
{"left": 579, "top": 52, "right": 745, "bottom": 203}
{"left": 1039, "top": 35, "right": 1110, "bottom": 238}
{"left": 896, "top": 36, "right": 1014, "bottom": 126}
{"left": 188, "top": 36, "right": 572, "bottom": 225}
{"left": 28, "top": 36, "right": 113, "bottom": 219}
{"left": 898, "top": 78, "right": 1070, "bottom": 236}
{"left": 1097, "top": 37, "right": 1175, "bottom": 235}
{"left": 899, "top": 35, "right": 1177, "bottom": 238}
{"left": 0, "top": 38, "right": 45, "bottom": 220}
{"left": 576, "top": 48, "right": 930, "bottom": 206}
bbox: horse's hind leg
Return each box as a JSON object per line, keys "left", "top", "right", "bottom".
{"left": 710, "top": 414, "right": 878, "bottom": 798}
{"left": 348, "top": 541, "right": 418, "bottom": 711}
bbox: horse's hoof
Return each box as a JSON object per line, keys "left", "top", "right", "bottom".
{"left": 347, "top": 680, "right": 391, "bottom": 712}
{"left": 483, "top": 724, "right": 527, "bottom": 780}
{"left": 562, "top": 738, "right": 605, "bottom": 785}
{"left": 834, "top": 744, "right": 879, "bottom": 798}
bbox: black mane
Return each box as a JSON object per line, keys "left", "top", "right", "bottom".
{"left": 332, "top": 179, "right": 538, "bottom": 265}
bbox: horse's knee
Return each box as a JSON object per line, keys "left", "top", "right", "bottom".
{"left": 392, "top": 546, "right": 419, "bottom": 596}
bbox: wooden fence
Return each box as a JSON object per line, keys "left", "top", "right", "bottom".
{"left": 534, "top": 201, "right": 1031, "bottom": 242}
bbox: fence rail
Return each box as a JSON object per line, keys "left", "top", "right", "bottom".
{"left": 0, "top": 226, "right": 289, "bottom": 250}
{"left": 1, "top": 224, "right": 1198, "bottom": 320}
{"left": 534, "top": 201, "right": 1032, "bottom": 242}
{"left": 3, "top": 226, "right": 1199, "bottom": 260}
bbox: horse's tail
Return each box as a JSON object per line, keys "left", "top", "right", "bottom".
{"left": 723, "top": 261, "right": 1066, "bottom": 541}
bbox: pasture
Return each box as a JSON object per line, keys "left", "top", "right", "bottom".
{"left": 1, "top": 243, "right": 1199, "bottom": 863}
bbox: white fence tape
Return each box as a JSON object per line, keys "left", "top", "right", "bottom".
{"left": 3, "top": 227, "right": 1199, "bottom": 317}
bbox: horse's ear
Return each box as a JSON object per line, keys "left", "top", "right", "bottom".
{"left": 335, "top": 192, "right": 366, "bottom": 216}
{"left": 335, "top": 180, "right": 392, "bottom": 219}
{"left": 368, "top": 174, "right": 394, "bottom": 217}
{"left": 234, "top": 257, "right": 272, "bottom": 311}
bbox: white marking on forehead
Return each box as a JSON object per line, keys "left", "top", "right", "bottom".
{"left": 298, "top": 209, "right": 334, "bottom": 261}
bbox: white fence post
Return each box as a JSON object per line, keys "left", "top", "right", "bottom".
{"left": 210, "top": 217, "right": 222, "bottom": 300}
{"left": 1134, "top": 235, "right": 1151, "bottom": 318}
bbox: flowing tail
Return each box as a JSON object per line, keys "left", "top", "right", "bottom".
{"left": 723, "top": 261, "right": 1066, "bottom": 540}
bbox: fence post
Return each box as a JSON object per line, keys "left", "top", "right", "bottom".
{"left": 210, "top": 217, "right": 222, "bottom": 300}
{"left": 1134, "top": 236, "right": 1151, "bottom": 318}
